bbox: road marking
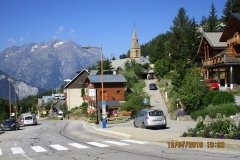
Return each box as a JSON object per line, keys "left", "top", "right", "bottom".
{"left": 121, "top": 139, "right": 148, "bottom": 144}
{"left": 50, "top": 144, "right": 69, "bottom": 151}
{"left": 31, "top": 146, "right": 47, "bottom": 152}
{"left": 68, "top": 143, "right": 90, "bottom": 149}
{"left": 0, "top": 148, "right": 2, "bottom": 156}
{"left": 103, "top": 141, "right": 129, "bottom": 146}
{"left": 11, "top": 147, "right": 25, "bottom": 154}
{"left": 87, "top": 142, "right": 109, "bottom": 148}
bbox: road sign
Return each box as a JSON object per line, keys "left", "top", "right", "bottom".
{"left": 143, "top": 98, "right": 149, "bottom": 105}
{"left": 101, "top": 101, "right": 107, "bottom": 114}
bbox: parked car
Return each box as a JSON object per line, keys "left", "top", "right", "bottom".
{"left": 149, "top": 83, "right": 158, "bottom": 90}
{"left": 59, "top": 95, "right": 66, "bottom": 100}
{"left": 21, "top": 114, "right": 38, "bottom": 126}
{"left": 205, "top": 79, "right": 219, "bottom": 90}
{"left": 52, "top": 107, "right": 58, "bottom": 113}
{"left": 0, "top": 118, "right": 20, "bottom": 131}
{"left": 57, "top": 110, "right": 64, "bottom": 120}
{"left": 134, "top": 109, "right": 167, "bottom": 129}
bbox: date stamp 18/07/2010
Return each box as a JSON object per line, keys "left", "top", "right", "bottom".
{"left": 167, "top": 141, "right": 225, "bottom": 149}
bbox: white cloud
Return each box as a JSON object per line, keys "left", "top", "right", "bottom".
{"left": 69, "top": 29, "right": 77, "bottom": 38}
{"left": 26, "top": 32, "right": 30, "bottom": 36}
{"left": 56, "top": 25, "right": 64, "bottom": 34}
{"left": 20, "top": 37, "right": 24, "bottom": 42}
{"left": 7, "top": 38, "right": 16, "bottom": 45}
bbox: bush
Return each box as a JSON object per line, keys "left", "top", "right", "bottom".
{"left": 183, "top": 119, "right": 240, "bottom": 139}
{"left": 80, "top": 102, "right": 88, "bottom": 115}
{"left": 206, "top": 103, "right": 240, "bottom": 118}
{"left": 203, "top": 90, "right": 235, "bottom": 106}
{"left": 191, "top": 103, "right": 240, "bottom": 120}
{"left": 190, "top": 109, "right": 208, "bottom": 120}
{"left": 178, "top": 68, "right": 208, "bottom": 113}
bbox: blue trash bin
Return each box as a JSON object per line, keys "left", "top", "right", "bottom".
{"left": 102, "top": 118, "right": 107, "bottom": 128}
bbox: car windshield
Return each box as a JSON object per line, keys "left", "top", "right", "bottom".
{"left": 3, "top": 119, "right": 15, "bottom": 124}
{"left": 148, "top": 110, "right": 164, "bottom": 116}
{"left": 208, "top": 79, "right": 217, "bottom": 83}
{"left": 25, "top": 116, "right": 33, "bottom": 120}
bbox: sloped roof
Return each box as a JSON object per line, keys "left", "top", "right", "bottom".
{"left": 64, "top": 69, "right": 90, "bottom": 88}
{"left": 203, "top": 32, "right": 227, "bottom": 47}
{"left": 88, "top": 75, "right": 127, "bottom": 83}
{"left": 220, "top": 13, "right": 240, "bottom": 42}
{"left": 111, "top": 57, "right": 150, "bottom": 70}
{"left": 232, "top": 13, "right": 240, "bottom": 21}
{"left": 97, "top": 100, "right": 121, "bottom": 107}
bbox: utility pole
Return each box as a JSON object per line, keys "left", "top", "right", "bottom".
{"left": 8, "top": 74, "right": 12, "bottom": 118}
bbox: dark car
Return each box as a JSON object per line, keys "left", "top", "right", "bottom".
{"left": 52, "top": 107, "right": 58, "bottom": 112}
{"left": 0, "top": 119, "right": 20, "bottom": 131}
{"left": 149, "top": 83, "right": 158, "bottom": 90}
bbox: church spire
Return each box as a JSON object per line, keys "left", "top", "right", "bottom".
{"left": 130, "top": 26, "right": 141, "bottom": 58}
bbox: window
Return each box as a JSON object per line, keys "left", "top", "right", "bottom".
{"left": 117, "top": 90, "right": 122, "bottom": 94}
{"left": 25, "top": 116, "right": 33, "bottom": 120}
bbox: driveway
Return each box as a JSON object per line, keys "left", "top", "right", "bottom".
{"left": 99, "top": 79, "right": 197, "bottom": 142}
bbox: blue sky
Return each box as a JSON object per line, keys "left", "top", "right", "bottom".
{"left": 0, "top": 0, "right": 225, "bottom": 58}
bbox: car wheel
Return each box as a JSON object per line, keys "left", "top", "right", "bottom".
{"left": 162, "top": 125, "right": 167, "bottom": 129}
{"left": 142, "top": 122, "right": 146, "bottom": 129}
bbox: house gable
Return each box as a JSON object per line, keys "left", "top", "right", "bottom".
{"left": 64, "top": 69, "right": 90, "bottom": 89}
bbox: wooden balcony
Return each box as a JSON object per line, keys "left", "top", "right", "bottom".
{"left": 203, "top": 54, "right": 240, "bottom": 67}
{"left": 227, "top": 32, "right": 240, "bottom": 46}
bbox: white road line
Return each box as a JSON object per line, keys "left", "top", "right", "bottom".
{"left": 121, "top": 139, "right": 148, "bottom": 144}
{"left": 103, "top": 141, "right": 129, "bottom": 146}
{"left": 68, "top": 143, "right": 90, "bottom": 149}
{"left": 31, "top": 146, "right": 47, "bottom": 152}
{"left": 87, "top": 142, "right": 109, "bottom": 148}
{"left": 0, "top": 148, "right": 2, "bottom": 156}
{"left": 11, "top": 147, "right": 25, "bottom": 154}
{"left": 50, "top": 144, "right": 69, "bottom": 151}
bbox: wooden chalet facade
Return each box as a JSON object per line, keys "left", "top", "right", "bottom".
{"left": 198, "top": 13, "right": 240, "bottom": 89}
{"left": 84, "top": 75, "right": 127, "bottom": 116}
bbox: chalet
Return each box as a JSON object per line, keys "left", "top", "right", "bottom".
{"left": 197, "top": 13, "right": 240, "bottom": 89}
{"left": 84, "top": 75, "right": 127, "bottom": 116}
{"left": 64, "top": 69, "right": 90, "bottom": 110}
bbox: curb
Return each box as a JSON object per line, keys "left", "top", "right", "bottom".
{"left": 95, "top": 128, "right": 132, "bottom": 139}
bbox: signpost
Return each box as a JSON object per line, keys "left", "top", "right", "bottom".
{"left": 102, "top": 101, "right": 107, "bottom": 128}
{"left": 143, "top": 98, "right": 149, "bottom": 105}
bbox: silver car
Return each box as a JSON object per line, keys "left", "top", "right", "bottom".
{"left": 134, "top": 109, "right": 167, "bottom": 129}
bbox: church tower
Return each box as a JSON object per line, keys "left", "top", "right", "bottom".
{"left": 130, "top": 27, "right": 141, "bottom": 59}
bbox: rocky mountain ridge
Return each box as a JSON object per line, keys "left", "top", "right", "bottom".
{"left": 0, "top": 40, "right": 101, "bottom": 90}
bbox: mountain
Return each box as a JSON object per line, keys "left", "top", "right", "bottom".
{"left": 0, "top": 40, "right": 101, "bottom": 89}
{"left": 0, "top": 70, "right": 42, "bottom": 100}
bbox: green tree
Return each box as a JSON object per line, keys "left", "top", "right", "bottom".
{"left": 121, "top": 92, "right": 145, "bottom": 117}
{"left": 222, "top": 0, "right": 240, "bottom": 24}
{"left": 178, "top": 67, "right": 208, "bottom": 113}
{"left": 154, "top": 57, "right": 171, "bottom": 79}
{"left": 119, "top": 53, "right": 128, "bottom": 59}
{"left": 206, "top": 2, "right": 219, "bottom": 32}
{"left": 0, "top": 98, "right": 9, "bottom": 121}
{"left": 167, "top": 8, "right": 192, "bottom": 62}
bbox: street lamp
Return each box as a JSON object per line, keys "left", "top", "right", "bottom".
{"left": 82, "top": 44, "right": 105, "bottom": 126}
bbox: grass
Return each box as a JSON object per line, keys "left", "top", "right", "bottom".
{"left": 230, "top": 87, "right": 240, "bottom": 96}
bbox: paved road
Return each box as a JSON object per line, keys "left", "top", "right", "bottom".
{"left": 1, "top": 120, "right": 239, "bottom": 160}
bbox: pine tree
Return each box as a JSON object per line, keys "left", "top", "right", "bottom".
{"left": 207, "top": 2, "right": 219, "bottom": 32}
{"left": 167, "top": 7, "right": 191, "bottom": 61}
{"left": 222, "top": 0, "right": 233, "bottom": 24}
{"left": 222, "top": 0, "right": 240, "bottom": 24}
